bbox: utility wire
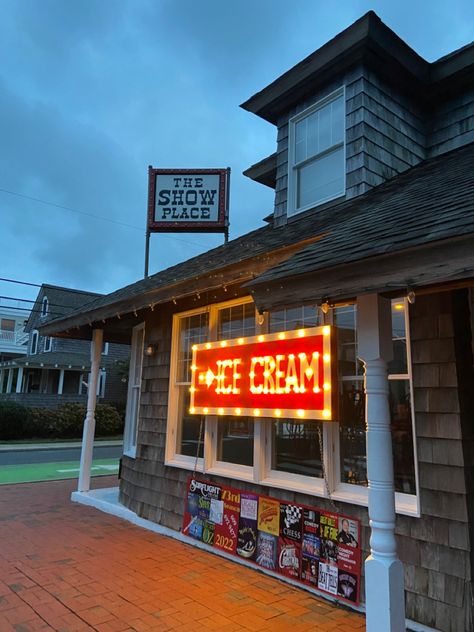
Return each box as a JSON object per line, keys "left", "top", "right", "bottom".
{"left": 0, "top": 295, "right": 88, "bottom": 310}
{"left": 0, "top": 187, "right": 212, "bottom": 249}
{"left": 0, "top": 305, "right": 66, "bottom": 318}
{"left": 0, "top": 277, "right": 102, "bottom": 297}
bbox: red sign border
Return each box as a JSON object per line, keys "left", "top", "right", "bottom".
{"left": 147, "top": 167, "right": 228, "bottom": 233}
{"left": 190, "top": 325, "right": 337, "bottom": 421}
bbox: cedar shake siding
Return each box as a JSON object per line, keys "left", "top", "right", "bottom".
{"left": 118, "top": 290, "right": 474, "bottom": 631}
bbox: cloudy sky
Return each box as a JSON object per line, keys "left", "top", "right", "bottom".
{"left": 1, "top": 0, "right": 473, "bottom": 309}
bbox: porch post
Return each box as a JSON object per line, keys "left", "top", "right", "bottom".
{"left": 78, "top": 328, "right": 103, "bottom": 492}
{"left": 15, "top": 367, "right": 24, "bottom": 393}
{"left": 6, "top": 369, "right": 14, "bottom": 393}
{"left": 0, "top": 369, "right": 4, "bottom": 393}
{"left": 357, "top": 294, "right": 405, "bottom": 632}
{"left": 58, "top": 369, "right": 65, "bottom": 395}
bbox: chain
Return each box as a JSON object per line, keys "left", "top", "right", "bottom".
{"left": 193, "top": 415, "right": 204, "bottom": 478}
{"left": 317, "top": 425, "right": 339, "bottom": 512}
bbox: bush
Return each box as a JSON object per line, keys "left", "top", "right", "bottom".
{"left": 0, "top": 402, "right": 29, "bottom": 440}
{"left": 0, "top": 401, "right": 124, "bottom": 440}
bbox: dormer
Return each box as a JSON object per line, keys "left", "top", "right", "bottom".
{"left": 241, "top": 11, "right": 474, "bottom": 228}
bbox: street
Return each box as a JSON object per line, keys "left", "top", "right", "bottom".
{"left": 0, "top": 442, "right": 122, "bottom": 466}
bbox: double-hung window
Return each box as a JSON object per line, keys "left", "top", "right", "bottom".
{"left": 124, "top": 322, "right": 145, "bottom": 457}
{"left": 288, "top": 88, "right": 345, "bottom": 216}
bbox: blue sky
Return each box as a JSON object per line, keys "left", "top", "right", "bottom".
{"left": 1, "top": 0, "right": 473, "bottom": 306}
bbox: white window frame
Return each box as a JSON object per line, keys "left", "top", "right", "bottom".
{"left": 165, "top": 296, "right": 419, "bottom": 516}
{"left": 97, "top": 369, "right": 106, "bottom": 398}
{"left": 123, "top": 322, "right": 145, "bottom": 458}
{"left": 287, "top": 87, "right": 346, "bottom": 217}
{"left": 31, "top": 330, "right": 39, "bottom": 354}
{"left": 44, "top": 336, "right": 52, "bottom": 352}
{"left": 166, "top": 297, "right": 258, "bottom": 483}
{"left": 102, "top": 342, "right": 109, "bottom": 355}
{"left": 40, "top": 297, "right": 49, "bottom": 319}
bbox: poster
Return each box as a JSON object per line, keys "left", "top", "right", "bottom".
{"left": 182, "top": 477, "right": 361, "bottom": 605}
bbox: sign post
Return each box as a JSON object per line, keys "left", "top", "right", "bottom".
{"left": 145, "top": 167, "right": 230, "bottom": 277}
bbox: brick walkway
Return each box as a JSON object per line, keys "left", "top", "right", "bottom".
{"left": 0, "top": 478, "right": 365, "bottom": 631}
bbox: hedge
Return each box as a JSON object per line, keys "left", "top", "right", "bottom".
{"left": 0, "top": 402, "right": 124, "bottom": 441}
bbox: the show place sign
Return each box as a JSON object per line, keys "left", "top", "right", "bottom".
{"left": 147, "top": 167, "right": 228, "bottom": 233}
{"left": 189, "top": 325, "right": 336, "bottom": 421}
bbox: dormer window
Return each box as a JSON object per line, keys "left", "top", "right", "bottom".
{"left": 288, "top": 88, "right": 345, "bottom": 216}
{"left": 41, "top": 297, "right": 49, "bottom": 318}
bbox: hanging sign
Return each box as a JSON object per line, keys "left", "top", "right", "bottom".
{"left": 183, "top": 476, "right": 362, "bottom": 605}
{"left": 147, "top": 167, "right": 229, "bottom": 233}
{"left": 189, "top": 325, "right": 336, "bottom": 421}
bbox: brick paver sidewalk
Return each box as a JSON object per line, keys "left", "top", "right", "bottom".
{"left": 0, "top": 478, "right": 365, "bottom": 631}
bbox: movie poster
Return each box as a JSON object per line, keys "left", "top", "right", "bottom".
{"left": 182, "top": 478, "right": 362, "bottom": 606}
{"left": 214, "top": 486, "right": 240, "bottom": 555}
{"left": 237, "top": 492, "right": 258, "bottom": 560}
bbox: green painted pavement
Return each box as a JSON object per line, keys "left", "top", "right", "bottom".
{"left": 0, "top": 458, "right": 119, "bottom": 485}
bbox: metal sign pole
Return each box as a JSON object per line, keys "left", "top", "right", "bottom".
{"left": 225, "top": 167, "right": 231, "bottom": 245}
{"left": 144, "top": 229, "right": 150, "bottom": 278}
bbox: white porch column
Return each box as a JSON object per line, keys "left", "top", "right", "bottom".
{"left": 58, "top": 369, "right": 65, "bottom": 395}
{"left": 6, "top": 369, "right": 14, "bottom": 393}
{"left": 15, "top": 367, "right": 24, "bottom": 393}
{"left": 78, "top": 329, "right": 103, "bottom": 492}
{"left": 357, "top": 294, "right": 405, "bottom": 632}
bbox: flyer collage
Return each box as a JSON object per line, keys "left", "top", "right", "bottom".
{"left": 182, "top": 477, "right": 361, "bottom": 605}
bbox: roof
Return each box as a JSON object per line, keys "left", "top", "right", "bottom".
{"left": 240, "top": 11, "right": 474, "bottom": 125}
{"left": 41, "top": 141, "right": 474, "bottom": 339}
{"left": 247, "top": 141, "right": 474, "bottom": 288}
{"left": 0, "top": 351, "right": 96, "bottom": 370}
{"left": 26, "top": 284, "right": 102, "bottom": 332}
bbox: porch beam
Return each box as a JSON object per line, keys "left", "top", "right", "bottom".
{"left": 58, "top": 369, "right": 65, "bottom": 395}
{"left": 357, "top": 294, "right": 405, "bottom": 632}
{"left": 15, "top": 367, "right": 24, "bottom": 393}
{"left": 6, "top": 369, "right": 14, "bottom": 393}
{"left": 78, "top": 328, "right": 103, "bottom": 492}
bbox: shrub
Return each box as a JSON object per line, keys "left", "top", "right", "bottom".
{"left": 95, "top": 404, "right": 124, "bottom": 436}
{"left": 0, "top": 402, "right": 28, "bottom": 440}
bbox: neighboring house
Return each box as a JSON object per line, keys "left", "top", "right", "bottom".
{"left": 0, "top": 284, "right": 129, "bottom": 407}
{"left": 42, "top": 13, "right": 474, "bottom": 632}
{"left": 0, "top": 299, "right": 28, "bottom": 363}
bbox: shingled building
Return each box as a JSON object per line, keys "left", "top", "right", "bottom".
{"left": 42, "top": 13, "right": 474, "bottom": 632}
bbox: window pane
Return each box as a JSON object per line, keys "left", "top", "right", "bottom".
{"left": 297, "top": 146, "right": 344, "bottom": 209}
{"left": 339, "top": 380, "right": 367, "bottom": 486}
{"left": 389, "top": 300, "right": 408, "bottom": 375}
{"left": 217, "top": 418, "right": 254, "bottom": 466}
{"left": 331, "top": 96, "right": 344, "bottom": 144}
{"left": 318, "top": 102, "right": 332, "bottom": 153}
{"left": 177, "top": 312, "right": 209, "bottom": 382}
{"left": 390, "top": 380, "right": 416, "bottom": 494}
{"left": 177, "top": 388, "right": 204, "bottom": 458}
{"left": 334, "top": 305, "right": 362, "bottom": 377}
{"left": 1, "top": 319, "right": 15, "bottom": 331}
{"left": 272, "top": 420, "right": 323, "bottom": 477}
{"left": 218, "top": 303, "right": 255, "bottom": 341}
{"left": 306, "top": 111, "right": 318, "bottom": 158}
{"left": 269, "top": 305, "right": 323, "bottom": 333}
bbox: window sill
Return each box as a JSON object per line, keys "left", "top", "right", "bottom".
{"left": 123, "top": 447, "right": 137, "bottom": 459}
{"left": 260, "top": 473, "right": 325, "bottom": 498}
{"left": 165, "top": 455, "right": 204, "bottom": 471}
{"left": 206, "top": 463, "right": 254, "bottom": 484}
{"left": 331, "top": 485, "right": 420, "bottom": 517}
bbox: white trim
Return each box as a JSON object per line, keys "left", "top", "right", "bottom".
{"left": 287, "top": 86, "right": 346, "bottom": 217}
{"left": 102, "top": 342, "right": 109, "bottom": 356}
{"left": 40, "top": 296, "right": 49, "bottom": 319}
{"left": 30, "top": 330, "right": 39, "bottom": 354}
{"left": 44, "top": 336, "right": 52, "bottom": 352}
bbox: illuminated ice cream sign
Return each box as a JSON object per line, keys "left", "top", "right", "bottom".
{"left": 189, "top": 326, "right": 336, "bottom": 421}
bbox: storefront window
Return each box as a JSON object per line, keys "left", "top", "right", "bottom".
{"left": 216, "top": 302, "right": 256, "bottom": 467}
{"left": 269, "top": 305, "right": 323, "bottom": 333}
{"left": 272, "top": 420, "right": 323, "bottom": 477}
{"left": 175, "top": 312, "right": 208, "bottom": 458}
{"left": 217, "top": 418, "right": 254, "bottom": 466}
